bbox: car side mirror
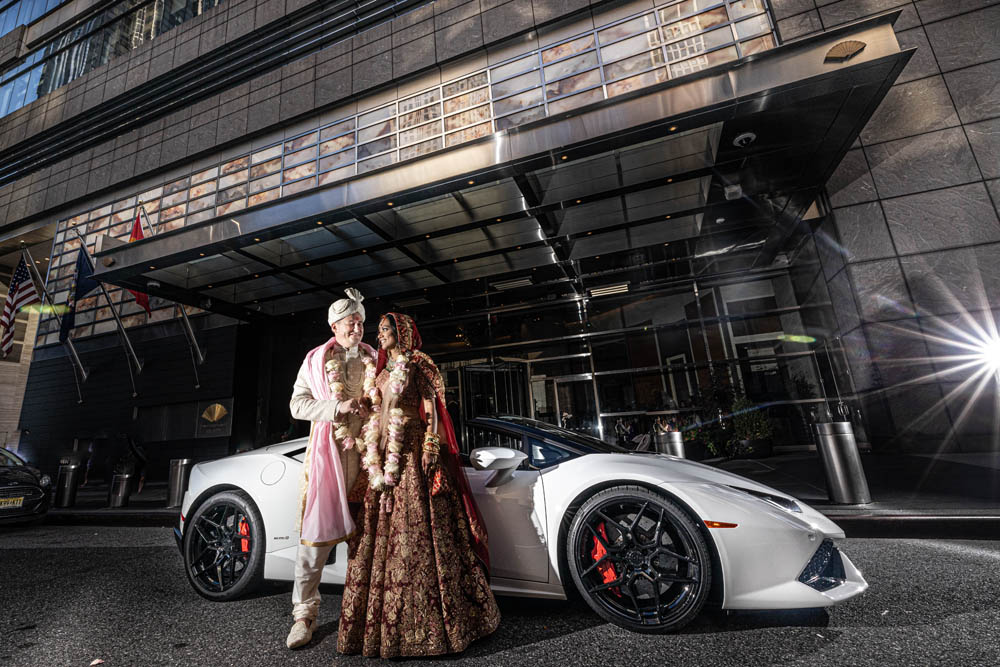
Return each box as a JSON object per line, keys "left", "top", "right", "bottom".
{"left": 470, "top": 447, "right": 527, "bottom": 487}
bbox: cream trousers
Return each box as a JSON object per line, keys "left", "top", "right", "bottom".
{"left": 291, "top": 543, "right": 334, "bottom": 621}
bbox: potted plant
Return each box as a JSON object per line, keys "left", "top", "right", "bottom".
{"left": 729, "top": 395, "right": 774, "bottom": 459}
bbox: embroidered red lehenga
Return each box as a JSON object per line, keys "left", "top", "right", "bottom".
{"left": 337, "top": 313, "right": 499, "bottom": 658}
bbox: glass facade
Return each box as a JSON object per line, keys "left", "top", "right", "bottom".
{"left": 0, "top": 0, "right": 66, "bottom": 41}
{"left": 0, "top": 0, "right": 223, "bottom": 117}
{"left": 410, "top": 212, "right": 861, "bottom": 456}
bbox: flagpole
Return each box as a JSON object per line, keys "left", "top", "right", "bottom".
{"left": 20, "top": 244, "right": 88, "bottom": 401}
{"left": 138, "top": 202, "right": 206, "bottom": 384}
{"left": 71, "top": 231, "right": 144, "bottom": 394}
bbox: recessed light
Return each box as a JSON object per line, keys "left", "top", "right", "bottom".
{"left": 575, "top": 199, "right": 581, "bottom": 204}
{"left": 254, "top": 274, "right": 259, "bottom": 278}
{"left": 305, "top": 262, "right": 311, "bottom": 266}
{"left": 496, "top": 218, "right": 501, "bottom": 222}
{"left": 207, "top": 285, "right": 213, "bottom": 288}
{"left": 453, "top": 258, "right": 458, "bottom": 262}
{"left": 199, "top": 252, "right": 205, "bottom": 256}
{"left": 665, "top": 215, "right": 671, "bottom": 219}
{"left": 669, "top": 125, "right": 678, "bottom": 131}
{"left": 254, "top": 237, "right": 260, "bottom": 241}
{"left": 317, "top": 221, "right": 323, "bottom": 225}
{"left": 595, "top": 256, "right": 600, "bottom": 259}
{"left": 561, "top": 155, "right": 567, "bottom": 160}
{"left": 425, "top": 234, "right": 430, "bottom": 238}
{"left": 587, "top": 231, "right": 592, "bottom": 235}
{"left": 149, "top": 265, "right": 156, "bottom": 269}
{"left": 667, "top": 178, "right": 673, "bottom": 183}
{"left": 362, "top": 249, "right": 367, "bottom": 253}
{"left": 387, "top": 202, "right": 394, "bottom": 206}
{"left": 715, "top": 217, "right": 726, "bottom": 224}
{"left": 468, "top": 180, "right": 475, "bottom": 185}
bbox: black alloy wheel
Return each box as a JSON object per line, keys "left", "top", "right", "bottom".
{"left": 183, "top": 490, "right": 265, "bottom": 601}
{"left": 566, "top": 485, "right": 712, "bottom": 633}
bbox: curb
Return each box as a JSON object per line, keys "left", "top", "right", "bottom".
{"left": 824, "top": 514, "right": 1000, "bottom": 540}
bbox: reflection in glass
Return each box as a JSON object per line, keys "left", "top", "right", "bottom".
{"left": 598, "top": 13, "right": 658, "bottom": 44}
{"left": 491, "top": 70, "right": 541, "bottom": 99}
{"left": 492, "top": 87, "right": 543, "bottom": 116}
{"left": 662, "top": 7, "right": 730, "bottom": 42}
{"left": 541, "top": 34, "right": 595, "bottom": 64}
{"left": 494, "top": 105, "right": 545, "bottom": 130}
{"left": 490, "top": 54, "right": 536, "bottom": 83}
{"left": 547, "top": 87, "right": 604, "bottom": 114}
{"left": 603, "top": 49, "right": 665, "bottom": 81}
{"left": 669, "top": 45, "right": 738, "bottom": 76}
{"left": 399, "top": 120, "right": 442, "bottom": 146}
{"left": 543, "top": 51, "right": 599, "bottom": 83}
{"left": 600, "top": 31, "right": 663, "bottom": 64}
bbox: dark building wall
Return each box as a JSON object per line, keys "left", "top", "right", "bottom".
{"left": 789, "top": 0, "right": 1000, "bottom": 451}
{"left": 17, "top": 319, "right": 247, "bottom": 478}
{"left": 0, "top": 0, "right": 602, "bottom": 234}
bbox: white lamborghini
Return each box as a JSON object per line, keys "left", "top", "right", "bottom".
{"left": 175, "top": 416, "right": 867, "bottom": 633}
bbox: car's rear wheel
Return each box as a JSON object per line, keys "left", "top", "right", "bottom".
{"left": 183, "top": 489, "right": 264, "bottom": 601}
{"left": 566, "top": 485, "right": 712, "bottom": 633}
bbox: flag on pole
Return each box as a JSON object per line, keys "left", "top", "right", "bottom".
{"left": 59, "top": 248, "right": 100, "bottom": 342}
{"left": 1, "top": 254, "right": 41, "bottom": 357}
{"left": 126, "top": 211, "right": 152, "bottom": 315}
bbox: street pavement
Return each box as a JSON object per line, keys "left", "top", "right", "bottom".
{"left": 1, "top": 526, "right": 998, "bottom": 667}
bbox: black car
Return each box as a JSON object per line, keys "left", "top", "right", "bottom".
{"left": 0, "top": 447, "right": 51, "bottom": 524}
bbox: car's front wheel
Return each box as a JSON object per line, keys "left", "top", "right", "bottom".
{"left": 566, "top": 485, "right": 712, "bottom": 633}
{"left": 183, "top": 489, "right": 265, "bottom": 601}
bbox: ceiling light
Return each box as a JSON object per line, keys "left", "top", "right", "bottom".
{"left": 254, "top": 237, "right": 260, "bottom": 241}
{"left": 669, "top": 125, "right": 678, "bottom": 131}
{"left": 317, "top": 221, "right": 323, "bottom": 225}
{"left": 665, "top": 215, "right": 671, "bottom": 219}
{"left": 733, "top": 131, "right": 757, "bottom": 148}
{"left": 149, "top": 266, "right": 156, "bottom": 269}
{"left": 667, "top": 178, "right": 673, "bottom": 183}
{"left": 199, "top": 253, "right": 205, "bottom": 257}
{"left": 589, "top": 283, "right": 629, "bottom": 297}
{"left": 468, "top": 180, "right": 475, "bottom": 185}
{"left": 387, "top": 201, "right": 394, "bottom": 206}
{"left": 561, "top": 155, "right": 568, "bottom": 160}
{"left": 715, "top": 217, "right": 726, "bottom": 224}
{"left": 575, "top": 199, "right": 581, "bottom": 204}
{"left": 496, "top": 217, "right": 501, "bottom": 222}
{"left": 491, "top": 277, "right": 533, "bottom": 290}
{"left": 724, "top": 184, "right": 743, "bottom": 200}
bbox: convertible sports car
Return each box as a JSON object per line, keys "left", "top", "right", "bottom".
{"left": 176, "top": 416, "right": 867, "bottom": 633}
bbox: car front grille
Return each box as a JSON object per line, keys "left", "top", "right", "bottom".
{"left": 798, "top": 539, "right": 846, "bottom": 592}
{"left": 0, "top": 486, "right": 44, "bottom": 501}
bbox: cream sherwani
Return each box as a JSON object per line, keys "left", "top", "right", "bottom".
{"left": 288, "top": 345, "right": 366, "bottom": 621}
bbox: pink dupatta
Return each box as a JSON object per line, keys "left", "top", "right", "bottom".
{"left": 299, "top": 337, "right": 375, "bottom": 546}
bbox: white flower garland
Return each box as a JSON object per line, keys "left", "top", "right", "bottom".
{"left": 324, "top": 349, "right": 377, "bottom": 452}
{"left": 359, "top": 351, "right": 411, "bottom": 491}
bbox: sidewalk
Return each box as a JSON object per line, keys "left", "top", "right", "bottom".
{"left": 47, "top": 481, "right": 179, "bottom": 526}
{"left": 711, "top": 451, "right": 1000, "bottom": 539}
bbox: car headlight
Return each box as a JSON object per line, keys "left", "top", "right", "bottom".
{"left": 729, "top": 485, "right": 801, "bottom": 513}
{"left": 39, "top": 474, "right": 51, "bottom": 488}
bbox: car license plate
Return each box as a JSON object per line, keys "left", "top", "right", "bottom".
{"left": 0, "top": 497, "right": 24, "bottom": 509}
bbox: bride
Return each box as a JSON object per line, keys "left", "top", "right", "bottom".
{"left": 337, "top": 312, "right": 500, "bottom": 658}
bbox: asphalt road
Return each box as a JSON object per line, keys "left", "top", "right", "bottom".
{"left": 0, "top": 526, "right": 998, "bottom": 667}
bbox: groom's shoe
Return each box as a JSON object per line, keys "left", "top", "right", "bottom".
{"left": 286, "top": 619, "right": 314, "bottom": 649}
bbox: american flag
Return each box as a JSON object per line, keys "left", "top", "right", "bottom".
{"left": 1, "top": 255, "right": 41, "bottom": 357}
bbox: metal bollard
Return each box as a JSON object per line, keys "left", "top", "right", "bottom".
{"left": 55, "top": 464, "right": 82, "bottom": 508}
{"left": 167, "top": 458, "right": 193, "bottom": 508}
{"left": 813, "top": 421, "right": 872, "bottom": 504}
{"left": 108, "top": 473, "right": 133, "bottom": 508}
{"left": 654, "top": 431, "right": 686, "bottom": 458}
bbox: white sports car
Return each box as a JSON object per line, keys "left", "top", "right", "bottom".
{"left": 175, "top": 416, "right": 867, "bottom": 633}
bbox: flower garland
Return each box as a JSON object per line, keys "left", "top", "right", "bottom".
{"left": 359, "top": 351, "right": 411, "bottom": 491}
{"left": 324, "top": 349, "right": 377, "bottom": 452}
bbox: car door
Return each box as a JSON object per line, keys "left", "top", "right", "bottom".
{"left": 463, "top": 424, "right": 549, "bottom": 582}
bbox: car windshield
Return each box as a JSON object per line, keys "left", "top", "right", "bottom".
{"left": 0, "top": 448, "right": 26, "bottom": 466}
{"left": 494, "top": 416, "right": 627, "bottom": 453}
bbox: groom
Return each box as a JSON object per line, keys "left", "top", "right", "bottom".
{"left": 286, "top": 288, "right": 375, "bottom": 649}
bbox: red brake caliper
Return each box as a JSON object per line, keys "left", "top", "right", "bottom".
{"left": 238, "top": 518, "right": 250, "bottom": 553}
{"left": 590, "top": 522, "right": 620, "bottom": 595}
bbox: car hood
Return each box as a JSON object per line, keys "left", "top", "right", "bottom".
{"left": 0, "top": 467, "right": 39, "bottom": 487}
{"left": 574, "top": 452, "right": 799, "bottom": 497}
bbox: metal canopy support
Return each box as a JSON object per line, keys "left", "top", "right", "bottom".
{"left": 73, "top": 230, "right": 143, "bottom": 397}
{"left": 20, "top": 244, "right": 88, "bottom": 403}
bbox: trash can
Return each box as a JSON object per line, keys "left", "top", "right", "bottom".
{"left": 812, "top": 421, "right": 872, "bottom": 504}
{"left": 167, "top": 458, "right": 193, "bottom": 508}
{"left": 654, "top": 431, "right": 685, "bottom": 458}
{"left": 108, "top": 473, "right": 133, "bottom": 508}
{"left": 55, "top": 463, "right": 82, "bottom": 508}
